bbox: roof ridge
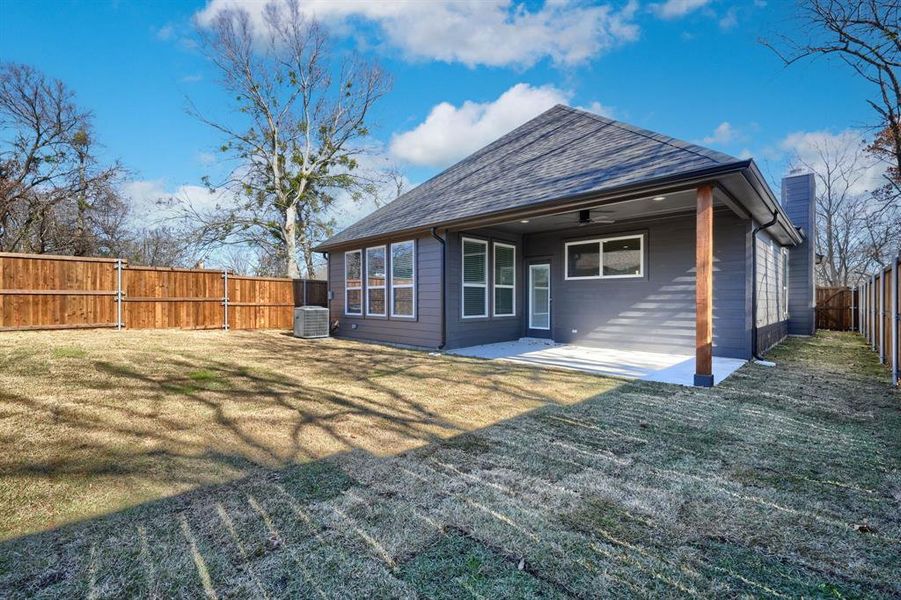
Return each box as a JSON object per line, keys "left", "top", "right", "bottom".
{"left": 557, "top": 105, "right": 739, "bottom": 165}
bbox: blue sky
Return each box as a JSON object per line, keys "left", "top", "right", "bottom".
{"left": 0, "top": 0, "right": 878, "bottom": 226}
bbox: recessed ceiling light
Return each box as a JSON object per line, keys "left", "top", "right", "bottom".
{"left": 520, "top": 219, "right": 530, "bottom": 224}
{"left": 653, "top": 196, "right": 666, "bottom": 201}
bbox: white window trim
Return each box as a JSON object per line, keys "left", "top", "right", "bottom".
{"left": 390, "top": 240, "right": 416, "bottom": 319}
{"left": 461, "top": 237, "right": 488, "bottom": 319}
{"left": 564, "top": 234, "right": 645, "bottom": 280}
{"left": 493, "top": 242, "right": 516, "bottom": 317}
{"left": 781, "top": 248, "right": 790, "bottom": 320}
{"left": 365, "top": 245, "right": 387, "bottom": 316}
{"left": 528, "top": 263, "right": 551, "bottom": 330}
{"left": 344, "top": 249, "right": 363, "bottom": 316}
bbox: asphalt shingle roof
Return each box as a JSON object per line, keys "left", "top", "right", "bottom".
{"left": 318, "top": 104, "right": 743, "bottom": 250}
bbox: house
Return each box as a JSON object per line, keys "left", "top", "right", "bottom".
{"left": 315, "top": 105, "right": 815, "bottom": 386}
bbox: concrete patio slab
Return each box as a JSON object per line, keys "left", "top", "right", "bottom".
{"left": 449, "top": 338, "right": 746, "bottom": 386}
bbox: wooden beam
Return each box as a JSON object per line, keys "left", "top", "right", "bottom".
{"left": 695, "top": 184, "right": 714, "bottom": 387}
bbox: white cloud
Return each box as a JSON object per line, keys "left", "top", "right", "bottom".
{"left": 702, "top": 122, "right": 737, "bottom": 145}
{"left": 389, "top": 83, "right": 571, "bottom": 167}
{"left": 579, "top": 101, "right": 615, "bottom": 119}
{"left": 779, "top": 130, "right": 887, "bottom": 194}
{"left": 650, "top": 0, "right": 711, "bottom": 19}
{"left": 718, "top": 7, "right": 738, "bottom": 29}
{"left": 195, "top": 0, "right": 640, "bottom": 68}
{"left": 197, "top": 151, "right": 217, "bottom": 166}
{"left": 181, "top": 74, "right": 203, "bottom": 83}
{"left": 123, "top": 179, "right": 226, "bottom": 225}
{"left": 155, "top": 24, "right": 175, "bottom": 41}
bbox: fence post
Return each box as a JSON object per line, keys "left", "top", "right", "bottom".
{"left": 879, "top": 273, "right": 885, "bottom": 362}
{"left": 222, "top": 270, "right": 229, "bottom": 331}
{"left": 891, "top": 256, "right": 901, "bottom": 385}
{"left": 303, "top": 279, "right": 308, "bottom": 307}
{"left": 871, "top": 276, "right": 876, "bottom": 350}
{"left": 116, "top": 258, "right": 123, "bottom": 331}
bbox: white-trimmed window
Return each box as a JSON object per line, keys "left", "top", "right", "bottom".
{"left": 391, "top": 240, "right": 416, "bottom": 318}
{"left": 366, "top": 246, "right": 386, "bottom": 316}
{"left": 565, "top": 234, "right": 644, "bottom": 280}
{"left": 462, "top": 237, "right": 488, "bottom": 318}
{"left": 344, "top": 250, "right": 362, "bottom": 315}
{"left": 493, "top": 242, "right": 516, "bottom": 316}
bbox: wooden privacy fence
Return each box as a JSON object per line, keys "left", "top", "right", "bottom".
{"left": 0, "top": 252, "right": 326, "bottom": 331}
{"left": 857, "top": 256, "right": 900, "bottom": 387}
{"left": 815, "top": 286, "right": 857, "bottom": 331}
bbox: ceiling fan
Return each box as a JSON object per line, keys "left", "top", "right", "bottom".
{"left": 578, "top": 209, "right": 615, "bottom": 225}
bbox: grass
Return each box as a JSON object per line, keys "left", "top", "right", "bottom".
{"left": 0, "top": 329, "right": 898, "bottom": 598}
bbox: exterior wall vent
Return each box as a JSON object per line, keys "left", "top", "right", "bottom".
{"left": 293, "top": 306, "right": 330, "bottom": 339}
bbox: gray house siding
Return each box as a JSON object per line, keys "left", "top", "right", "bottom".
{"left": 783, "top": 173, "right": 816, "bottom": 335}
{"left": 755, "top": 230, "right": 789, "bottom": 351}
{"left": 328, "top": 234, "right": 442, "bottom": 348}
{"left": 444, "top": 228, "right": 525, "bottom": 349}
{"left": 515, "top": 209, "right": 751, "bottom": 359}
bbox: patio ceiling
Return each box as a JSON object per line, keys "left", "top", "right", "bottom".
{"left": 488, "top": 187, "right": 711, "bottom": 234}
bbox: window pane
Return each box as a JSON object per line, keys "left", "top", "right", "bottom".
{"left": 567, "top": 242, "right": 599, "bottom": 278}
{"left": 602, "top": 238, "right": 641, "bottom": 276}
{"left": 347, "top": 289, "right": 362, "bottom": 314}
{"left": 368, "top": 288, "right": 385, "bottom": 315}
{"left": 463, "top": 240, "right": 486, "bottom": 284}
{"left": 494, "top": 245, "right": 515, "bottom": 286}
{"left": 495, "top": 287, "right": 514, "bottom": 315}
{"left": 346, "top": 251, "right": 362, "bottom": 285}
{"left": 393, "top": 287, "right": 413, "bottom": 316}
{"left": 392, "top": 242, "right": 414, "bottom": 285}
{"left": 532, "top": 265, "right": 549, "bottom": 287}
{"left": 463, "top": 286, "right": 486, "bottom": 317}
{"left": 366, "top": 247, "right": 386, "bottom": 285}
{"left": 531, "top": 312, "right": 549, "bottom": 329}
{"left": 531, "top": 287, "right": 549, "bottom": 314}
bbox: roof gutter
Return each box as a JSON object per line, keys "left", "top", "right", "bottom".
{"left": 741, "top": 160, "right": 804, "bottom": 246}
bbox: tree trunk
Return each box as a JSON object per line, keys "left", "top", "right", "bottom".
{"left": 284, "top": 203, "right": 301, "bottom": 279}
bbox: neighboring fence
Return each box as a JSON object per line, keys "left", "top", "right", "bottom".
{"left": 857, "top": 256, "right": 900, "bottom": 387}
{"left": 0, "top": 252, "right": 326, "bottom": 331}
{"left": 815, "top": 286, "right": 857, "bottom": 331}
{"left": 293, "top": 278, "right": 327, "bottom": 308}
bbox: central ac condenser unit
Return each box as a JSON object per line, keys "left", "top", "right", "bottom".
{"left": 293, "top": 306, "right": 329, "bottom": 338}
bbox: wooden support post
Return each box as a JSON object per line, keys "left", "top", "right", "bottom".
{"left": 695, "top": 184, "right": 714, "bottom": 387}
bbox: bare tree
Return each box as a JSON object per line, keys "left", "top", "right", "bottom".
{"left": 792, "top": 134, "right": 900, "bottom": 285}
{"left": 762, "top": 0, "right": 900, "bottom": 192}
{"left": 0, "top": 63, "right": 125, "bottom": 254}
{"left": 188, "top": 0, "right": 390, "bottom": 278}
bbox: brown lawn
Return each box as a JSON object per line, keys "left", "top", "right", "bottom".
{"left": 0, "top": 330, "right": 898, "bottom": 598}
{"left": 0, "top": 329, "right": 614, "bottom": 540}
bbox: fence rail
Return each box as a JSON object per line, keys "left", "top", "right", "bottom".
{"left": 856, "top": 256, "right": 900, "bottom": 387}
{"left": 0, "top": 252, "right": 326, "bottom": 332}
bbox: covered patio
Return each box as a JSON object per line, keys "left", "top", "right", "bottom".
{"left": 449, "top": 338, "right": 747, "bottom": 386}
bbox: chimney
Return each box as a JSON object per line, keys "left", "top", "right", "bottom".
{"left": 782, "top": 172, "right": 816, "bottom": 335}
